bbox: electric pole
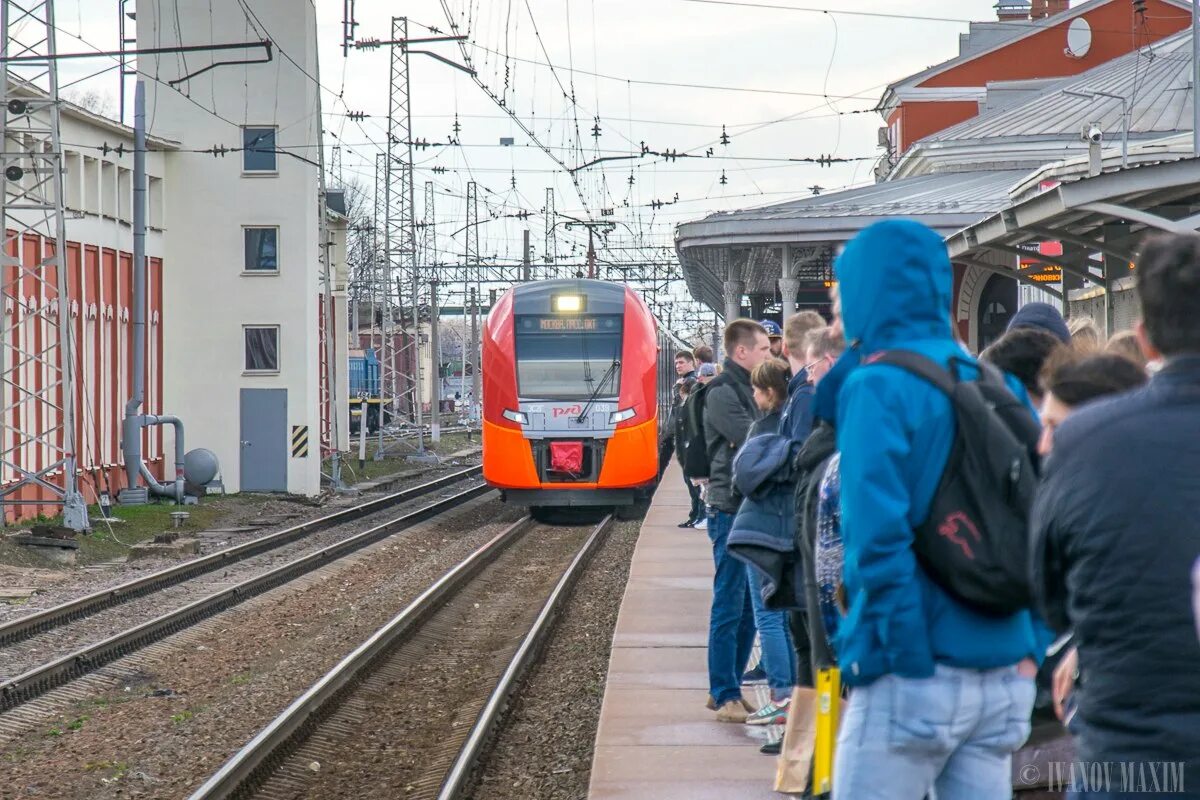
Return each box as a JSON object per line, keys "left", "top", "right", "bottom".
{"left": 0, "top": 0, "right": 89, "bottom": 530}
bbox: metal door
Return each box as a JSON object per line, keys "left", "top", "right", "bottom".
{"left": 239, "top": 388, "right": 287, "bottom": 492}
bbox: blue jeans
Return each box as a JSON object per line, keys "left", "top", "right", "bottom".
{"left": 833, "top": 664, "right": 1035, "bottom": 800}
{"left": 747, "top": 565, "right": 796, "bottom": 702}
{"left": 706, "top": 508, "right": 756, "bottom": 707}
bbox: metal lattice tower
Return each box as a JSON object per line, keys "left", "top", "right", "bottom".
{"left": 423, "top": 180, "right": 436, "bottom": 286}
{"left": 465, "top": 180, "right": 479, "bottom": 313}
{"left": 385, "top": 16, "right": 420, "bottom": 428}
{"left": 329, "top": 144, "right": 343, "bottom": 189}
{"left": 0, "top": 0, "right": 88, "bottom": 529}
{"left": 372, "top": 150, "right": 390, "bottom": 448}
{"left": 544, "top": 188, "right": 557, "bottom": 280}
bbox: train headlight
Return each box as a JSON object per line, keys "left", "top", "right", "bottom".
{"left": 552, "top": 294, "right": 583, "bottom": 313}
{"left": 502, "top": 409, "right": 528, "bottom": 424}
{"left": 609, "top": 408, "right": 636, "bottom": 424}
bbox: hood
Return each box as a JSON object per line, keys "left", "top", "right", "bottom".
{"left": 834, "top": 219, "right": 953, "bottom": 351}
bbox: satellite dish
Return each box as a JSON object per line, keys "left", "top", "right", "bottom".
{"left": 1066, "top": 18, "right": 1092, "bottom": 59}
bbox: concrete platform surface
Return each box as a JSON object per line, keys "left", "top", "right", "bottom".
{"left": 588, "top": 462, "right": 786, "bottom": 799}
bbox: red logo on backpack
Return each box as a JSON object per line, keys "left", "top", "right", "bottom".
{"left": 937, "top": 511, "right": 981, "bottom": 560}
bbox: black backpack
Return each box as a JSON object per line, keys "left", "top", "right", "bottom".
{"left": 681, "top": 373, "right": 756, "bottom": 480}
{"left": 869, "top": 351, "right": 1041, "bottom": 617}
{"left": 682, "top": 383, "right": 713, "bottom": 479}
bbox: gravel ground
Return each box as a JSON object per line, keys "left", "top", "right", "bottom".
{"left": 0, "top": 497, "right": 524, "bottom": 800}
{"left": 0, "top": 479, "right": 487, "bottom": 682}
{"left": 273, "top": 521, "right": 596, "bottom": 800}
{"left": 466, "top": 518, "right": 642, "bottom": 800}
{"left": 0, "top": 459, "right": 479, "bottom": 623}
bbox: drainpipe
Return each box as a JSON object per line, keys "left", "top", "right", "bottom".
{"left": 120, "top": 80, "right": 185, "bottom": 505}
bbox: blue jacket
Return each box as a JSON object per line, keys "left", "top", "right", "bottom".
{"left": 778, "top": 369, "right": 814, "bottom": 443}
{"left": 728, "top": 412, "right": 804, "bottom": 609}
{"left": 831, "top": 219, "right": 1045, "bottom": 687}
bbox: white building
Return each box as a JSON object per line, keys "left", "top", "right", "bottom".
{"left": 136, "top": 0, "right": 347, "bottom": 496}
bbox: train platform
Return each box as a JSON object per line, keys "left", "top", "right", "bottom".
{"left": 588, "top": 463, "right": 783, "bottom": 799}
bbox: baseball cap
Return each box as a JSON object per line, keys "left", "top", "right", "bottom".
{"left": 759, "top": 319, "right": 783, "bottom": 338}
{"left": 698, "top": 362, "right": 718, "bottom": 377}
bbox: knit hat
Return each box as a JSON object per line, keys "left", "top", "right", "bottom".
{"left": 1006, "top": 302, "right": 1071, "bottom": 344}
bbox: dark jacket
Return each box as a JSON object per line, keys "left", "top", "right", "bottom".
{"left": 778, "top": 369, "right": 815, "bottom": 443}
{"left": 670, "top": 401, "right": 689, "bottom": 465}
{"left": 727, "top": 413, "right": 803, "bottom": 610}
{"left": 831, "top": 219, "right": 1044, "bottom": 686}
{"left": 703, "top": 359, "right": 759, "bottom": 513}
{"left": 1030, "top": 356, "right": 1200, "bottom": 786}
{"left": 793, "top": 421, "right": 838, "bottom": 668}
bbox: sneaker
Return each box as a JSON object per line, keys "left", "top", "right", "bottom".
{"left": 705, "top": 694, "right": 716, "bottom": 711}
{"left": 678, "top": 519, "right": 695, "bottom": 528}
{"left": 714, "top": 700, "right": 749, "bottom": 723}
{"left": 746, "top": 696, "right": 790, "bottom": 726}
{"left": 692, "top": 516, "right": 707, "bottom": 530}
{"left": 759, "top": 736, "right": 783, "bottom": 755}
{"left": 741, "top": 665, "right": 768, "bottom": 685}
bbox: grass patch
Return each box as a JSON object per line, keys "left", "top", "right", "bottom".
{"left": 229, "top": 673, "right": 252, "bottom": 686}
{"left": 66, "top": 715, "right": 88, "bottom": 731}
{"left": 169, "top": 710, "right": 193, "bottom": 724}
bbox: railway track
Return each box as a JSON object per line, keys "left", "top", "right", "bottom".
{"left": 0, "top": 471, "right": 489, "bottom": 715}
{"left": 188, "top": 514, "right": 613, "bottom": 800}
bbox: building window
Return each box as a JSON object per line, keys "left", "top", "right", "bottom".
{"left": 244, "top": 227, "right": 279, "bottom": 273}
{"left": 244, "top": 325, "right": 280, "bottom": 373}
{"left": 242, "top": 126, "right": 277, "bottom": 172}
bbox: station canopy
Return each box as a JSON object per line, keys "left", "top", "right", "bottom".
{"left": 676, "top": 24, "right": 1199, "bottom": 321}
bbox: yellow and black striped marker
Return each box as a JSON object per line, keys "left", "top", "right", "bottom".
{"left": 291, "top": 425, "right": 309, "bottom": 458}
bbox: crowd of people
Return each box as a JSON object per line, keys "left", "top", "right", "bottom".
{"left": 660, "top": 219, "right": 1200, "bottom": 799}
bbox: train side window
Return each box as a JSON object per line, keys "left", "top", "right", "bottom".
{"left": 244, "top": 325, "right": 280, "bottom": 373}
{"left": 243, "top": 226, "right": 279, "bottom": 273}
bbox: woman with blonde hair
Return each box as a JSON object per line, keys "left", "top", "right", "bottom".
{"left": 1068, "top": 316, "right": 1103, "bottom": 355}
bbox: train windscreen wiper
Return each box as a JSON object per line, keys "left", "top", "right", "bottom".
{"left": 575, "top": 359, "right": 620, "bottom": 423}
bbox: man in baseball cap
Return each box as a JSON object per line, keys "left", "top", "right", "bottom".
{"left": 760, "top": 319, "right": 784, "bottom": 358}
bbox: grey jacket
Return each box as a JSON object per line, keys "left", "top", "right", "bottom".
{"left": 703, "top": 359, "right": 759, "bottom": 513}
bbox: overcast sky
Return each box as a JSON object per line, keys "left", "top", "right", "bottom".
{"left": 53, "top": 0, "right": 1002, "bottom": 318}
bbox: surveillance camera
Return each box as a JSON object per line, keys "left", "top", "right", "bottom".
{"left": 1082, "top": 124, "right": 1103, "bottom": 144}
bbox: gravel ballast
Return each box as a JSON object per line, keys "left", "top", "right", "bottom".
{"left": 466, "top": 518, "right": 642, "bottom": 800}
{"left": 0, "top": 497, "right": 522, "bottom": 800}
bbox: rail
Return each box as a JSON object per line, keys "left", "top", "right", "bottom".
{"left": 0, "top": 466, "right": 481, "bottom": 647}
{"left": 188, "top": 514, "right": 613, "bottom": 800}
{"left": 0, "top": 482, "right": 491, "bottom": 713}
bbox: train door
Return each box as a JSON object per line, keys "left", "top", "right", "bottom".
{"left": 239, "top": 388, "right": 288, "bottom": 492}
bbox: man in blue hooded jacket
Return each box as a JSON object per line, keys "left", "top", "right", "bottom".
{"left": 829, "top": 220, "right": 1044, "bottom": 800}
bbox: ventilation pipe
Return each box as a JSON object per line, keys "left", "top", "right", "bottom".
{"left": 119, "top": 80, "right": 192, "bottom": 506}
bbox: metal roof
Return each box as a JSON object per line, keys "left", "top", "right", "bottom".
{"left": 676, "top": 169, "right": 1029, "bottom": 247}
{"left": 675, "top": 169, "right": 1031, "bottom": 312}
{"left": 931, "top": 27, "right": 1195, "bottom": 144}
{"left": 947, "top": 156, "right": 1200, "bottom": 297}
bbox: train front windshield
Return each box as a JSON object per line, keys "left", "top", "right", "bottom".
{"left": 514, "top": 314, "right": 623, "bottom": 400}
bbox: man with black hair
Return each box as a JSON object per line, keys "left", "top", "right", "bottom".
{"left": 980, "top": 327, "right": 1064, "bottom": 407}
{"left": 1031, "top": 232, "right": 1200, "bottom": 798}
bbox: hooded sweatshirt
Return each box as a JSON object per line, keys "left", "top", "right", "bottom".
{"left": 832, "top": 219, "right": 1044, "bottom": 687}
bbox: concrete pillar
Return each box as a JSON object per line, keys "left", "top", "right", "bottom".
{"left": 779, "top": 277, "right": 800, "bottom": 322}
{"left": 722, "top": 279, "right": 744, "bottom": 325}
{"left": 780, "top": 246, "right": 798, "bottom": 321}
